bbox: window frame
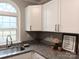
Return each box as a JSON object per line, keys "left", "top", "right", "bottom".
{"left": 0, "top": 2, "right": 20, "bottom": 45}
{"left": 0, "top": 11, "right": 18, "bottom": 17}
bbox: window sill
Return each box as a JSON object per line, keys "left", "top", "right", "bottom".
{"left": 0, "top": 40, "right": 21, "bottom": 46}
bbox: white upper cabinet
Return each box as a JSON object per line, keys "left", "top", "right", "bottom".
{"left": 25, "top": 0, "right": 79, "bottom": 33}
{"left": 60, "top": 0, "right": 79, "bottom": 33}
{"left": 25, "top": 5, "right": 42, "bottom": 31}
{"left": 43, "top": 0, "right": 60, "bottom": 32}
{"left": 43, "top": 0, "right": 79, "bottom": 33}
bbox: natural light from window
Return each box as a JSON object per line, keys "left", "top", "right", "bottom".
{"left": 0, "top": 3, "right": 16, "bottom": 13}
{"left": 0, "top": 3, "right": 17, "bottom": 45}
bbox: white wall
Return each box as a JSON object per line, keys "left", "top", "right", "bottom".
{"left": 11, "top": 0, "right": 31, "bottom": 41}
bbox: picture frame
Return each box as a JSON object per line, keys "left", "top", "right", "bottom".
{"left": 62, "top": 34, "right": 78, "bottom": 54}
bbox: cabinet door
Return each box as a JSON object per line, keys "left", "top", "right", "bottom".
{"left": 32, "top": 53, "right": 45, "bottom": 59}
{"left": 6, "top": 53, "right": 32, "bottom": 59}
{"left": 25, "top": 6, "right": 31, "bottom": 31}
{"left": 25, "top": 5, "right": 42, "bottom": 31}
{"left": 43, "top": 0, "right": 59, "bottom": 32}
{"left": 60, "top": 0, "right": 79, "bottom": 33}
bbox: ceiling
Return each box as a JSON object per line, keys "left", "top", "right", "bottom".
{"left": 23, "top": 0, "right": 51, "bottom": 4}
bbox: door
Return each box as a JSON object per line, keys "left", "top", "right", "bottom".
{"left": 30, "top": 5, "right": 42, "bottom": 31}
{"left": 60, "top": 0, "right": 79, "bottom": 33}
{"left": 43, "top": 0, "right": 59, "bottom": 32}
{"left": 25, "top": 5, "right": 42, "bottom": 31}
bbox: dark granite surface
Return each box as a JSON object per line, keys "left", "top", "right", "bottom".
{"left": 0, "top": 43, "right": 79, "bottom": 59}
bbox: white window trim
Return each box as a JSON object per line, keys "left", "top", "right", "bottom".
{"left": 0, "top": 40, "right": 21, "bottom": 46}
{"left": 0, "top": 11, "right": 18, "bottom": 17}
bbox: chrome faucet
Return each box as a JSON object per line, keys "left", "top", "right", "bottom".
{"left": 6, "top": 35, "right": 13, "bottom": 48}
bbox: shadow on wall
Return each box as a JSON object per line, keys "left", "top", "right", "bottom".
{"left": 26, "top": 32, "right": 63, "bottom": 44}
{"left": 78, "top": 35, "right": 79, "bottom": 54}
{"left": 40, "top": 32, "right": 63, "bottom": 45}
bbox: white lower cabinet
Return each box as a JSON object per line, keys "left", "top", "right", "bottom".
{"left": 6, "top": 52, "right": 45, "bottom": 59}
{"left": 6, "top": 53, "right": 32, "bottom": 59}
{"left": 32, "top": 53, "right": 45, "bottom": 59}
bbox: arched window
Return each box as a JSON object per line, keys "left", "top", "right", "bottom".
{"left": 0, "top": 3, "right": 18, "bottom": 45}
{"left": 0, "top": 3, "right": 16, "bottom": 13}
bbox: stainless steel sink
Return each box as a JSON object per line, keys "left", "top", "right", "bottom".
{"left": 0, "top": 44, "right": 47, "bottom": 59}
{"left": 0, "top": 46, "right": 20, "bottom": 55}
{"left": 0, "top": 44, "right": 24, "bottom": 55}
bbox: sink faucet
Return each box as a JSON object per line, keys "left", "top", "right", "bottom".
{"left": 6, "top": 35, "right": 13, "bottom": 48}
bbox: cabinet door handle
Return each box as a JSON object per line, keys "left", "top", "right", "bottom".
{"left": 58, "top": 24, "right": 60, "bottom": 32}
{"left": 30, "top": 26, "right": 32, "bottom": 31}
{"left": 55, "top": 24, "right": 60, "bottom": 32}
{"left": 55, "top": 24, "right": 57, "bottom": 31}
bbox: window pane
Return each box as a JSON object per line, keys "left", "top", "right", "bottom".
{"left": 0, "top": 3, "right": 17, "bottom": 44}
{"left": 0, "top": 16, "right": 17, "bottom": 43}
{"left": 3, "top": 30, "right": 10, "bottom": 36}
{"left": 0, "top": 16, "right": 17, "bottom": 29}
{"left": 2, "top": 23, "right": 9, "bottom": 28}
{"left": 0, "top": 16, "right": 2, "bottom": 23}
{"left": 0, "top": 30, "right": 16, "bottom": 43}
{"left": 11, "top": 30, "right": 16, "bottom": 35}
{"left": 3, "top": 16, "right": 10, "bottom": 23}
{"left": 0, "top": 3, "right": 16, "bottom": 13}
{"left": 10, "top": 17, "right": 16, "bottom": 23}
{"left": 11, "top": 35, "right": 16, "bottom": 41}
{"left": 3, "top": 36, "right": 6, "bottom": 43}
{"left": 0, "top": 31, "right": 2, "bottom": 36}
{"left": 9, "top": 23, "right": 16, "bottom": 28}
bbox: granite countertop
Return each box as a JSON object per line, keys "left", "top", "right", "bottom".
{"left": 0, "top": 43, "right": 78, "bottom": 59}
